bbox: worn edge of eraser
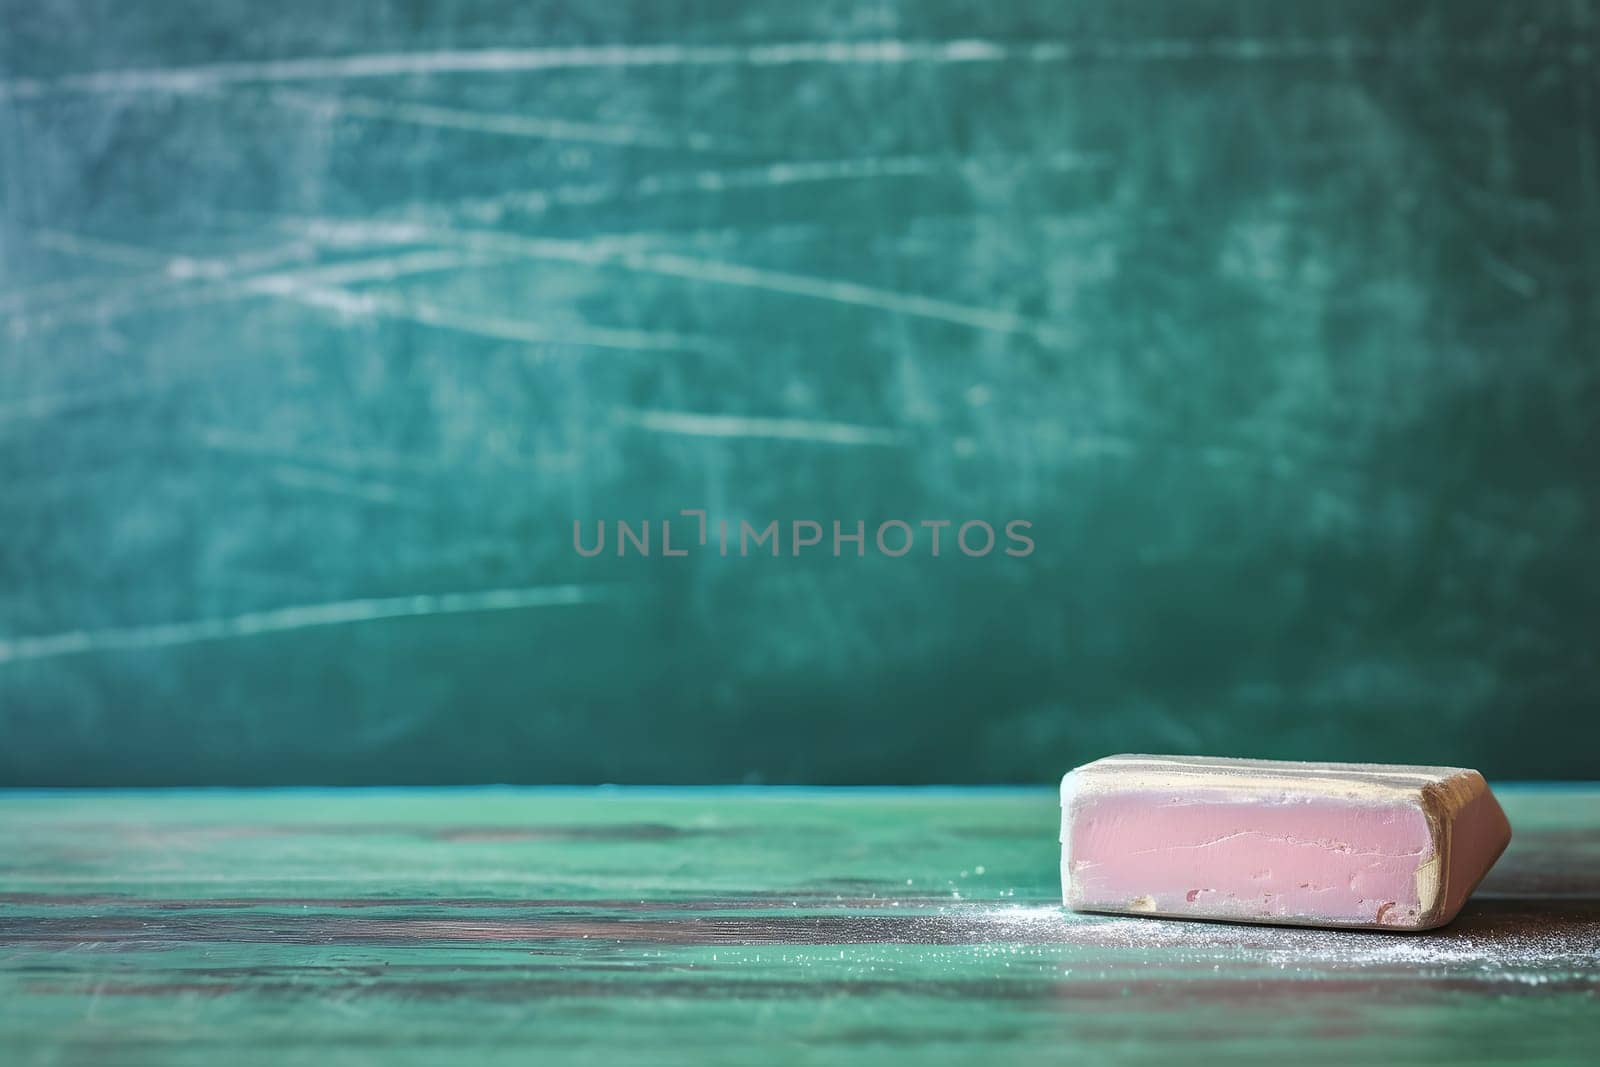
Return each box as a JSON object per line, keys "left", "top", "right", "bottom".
{"left": 1059, "top": 754, "right": 1513, "bottom": 932}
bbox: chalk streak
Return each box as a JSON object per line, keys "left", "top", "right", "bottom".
{"left": 615, "top": 407, "right": 905, "bottom": 447}
{"left": 1, "top": 41, "right": 1030, "bottom": 99}
{"left": 245, "top": 248, "right": 482, "bottom": 289}
{"left": 14, "top": 236, "right": 700, "bottom": 355}
{"left": 8, "top": 232, "right": 475, "bottom": 332}
{"left": 0, "top": 37, "right": 1532, "bottom": 100}
{"left": 200, "top": 429, "right": 427, "bottom": 473}
{"left": 406, "top": 299, "right": 712, "bottom": 352}
{"left": 26, "top": 230, "right": 321, "bottom": 286}
{"left": 245, "top": 273, "right": 716, "bottom": 352}
{"left": 8, "top": 254, "right": 489, "bottom": 337}
{"left": 445, "top": 150, "right": 1111, "bottom": 222}
{"left": 617, "top": 248, "right": 1071, "bottom": 345}
{"left": 294, "top": 218, "right": 655, "bottom": 258}
{"left": 0, "top": 585, "right": 618, "bottom": 666}
{"left": 1475, "top": 248, "right": 1538, "bottom": 298}
{"left": 294, "top": 221, "right": 1073, "bottom": 347}
{"left": 268, "top": 89, "right": 724, "bottom": 152}
{"left": 268, "top": 464, "right": 412, "bottom": 507}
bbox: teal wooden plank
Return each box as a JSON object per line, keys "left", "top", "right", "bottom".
{"left": 1, "top": 786, "right": 1597, "bottom": 1064}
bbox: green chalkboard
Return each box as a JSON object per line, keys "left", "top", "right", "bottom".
{"left": 0, "top": 1, "right": 1596, "bottom": 784}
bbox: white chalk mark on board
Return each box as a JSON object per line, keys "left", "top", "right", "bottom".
{"left": 267, "top": 90, "right": 727, "bottom": 152}
{"left": 15, "top": 234, "right": 686, "bottom": 355}
{"left": 1, "top": 37, "right": 1536, "bottom": 101}
{"left": 11, "top": 231, "right": 711, "bottom": 356}
{"left": 291, "top": 222, "right": 1076, "bottom": 347}
{"left": 0, "top": 584, "right": 621, "bottom": 666}
{"left": 0, "top": 40, "right": 1035, "bottom": 99}
{"left": 615, "top": 408, "right": 906, "bottom": 447}
{"left": 610, "top": 248, "right": 1074, "bottom": 346}
{"left": 268, "top": 465, "right": 418, "bottom": 507}
{"left": 14, "top": 229, "right": 459, "bottom": 315}
{"left": 2, "top": 36, "right": 1537, "bottom": 101}
{"left": 440, "top": 150, "right": 1111, "bottom": 222}
{"left": 198, "top": 429, "right": 429, "bottom": 473}
{"left": 21, "top": 207, "right": 1060, "bottom": 374}
{"left": 368, "top": 295, "right": 721, "bottom": 353}
{"left": 246, "top": 249, "right": 490, "bottom": 288}
{"left": 241, "top": 270, "right": 723, "bottom": 353}
{"left": 7, "top": 245, "right": 498, "bottom": 335}
{"left": 1475, "top": 248, "right": 1539, "bottom": 298}
{"left": 29, "top": 229, "right": 319, "bottom": 279}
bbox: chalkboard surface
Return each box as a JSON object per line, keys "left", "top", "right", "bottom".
{"left": 1, "top": 1, "right": 1596, "bottom": 784}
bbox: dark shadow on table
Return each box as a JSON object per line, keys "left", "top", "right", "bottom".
{"left": 1452, "top": 824, "right": 1600, "bottom": 934}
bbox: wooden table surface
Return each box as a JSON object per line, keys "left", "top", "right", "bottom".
{"left": 1, "top": 786, "right": 1596, "bottom": 1065}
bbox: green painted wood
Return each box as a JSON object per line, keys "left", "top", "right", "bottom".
{"left": 1, "top": 786, "right": 1596, "bottom": 1064}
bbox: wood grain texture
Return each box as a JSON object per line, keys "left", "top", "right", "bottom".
{"left": 1, "top": 786, "right": 1597, "bottom": 1065}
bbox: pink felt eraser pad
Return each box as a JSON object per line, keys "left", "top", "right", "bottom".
{"left": 1060, "top": 754, "right": 1512, "bottom": 931}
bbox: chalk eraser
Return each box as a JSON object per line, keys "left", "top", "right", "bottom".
{"left": 1060, "top": 754, "right": 1511, "bottom": 931}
